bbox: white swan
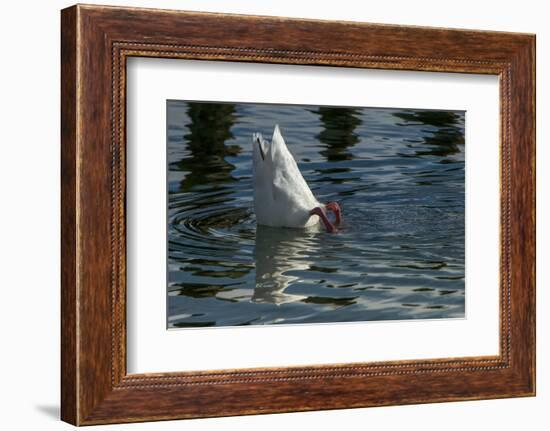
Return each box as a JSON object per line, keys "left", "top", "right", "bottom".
{"left": 252, "top": 124, "right": 341, "bottom": 232}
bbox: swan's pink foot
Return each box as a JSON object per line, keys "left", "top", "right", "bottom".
{"left": 310, "top": 206, "right": 337, "bottom": 233}
{"left": 325, "top": 202, "right": 342, "bottom": 225}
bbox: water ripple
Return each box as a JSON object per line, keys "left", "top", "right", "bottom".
{"left": 167, "top": 102, "right": 465, "bottom": 327}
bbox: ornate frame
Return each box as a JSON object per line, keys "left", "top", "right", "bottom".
{"left": 61, "top": 4, "right": 535, "bottom": 425}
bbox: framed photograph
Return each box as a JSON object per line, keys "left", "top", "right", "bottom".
{"left": 61, "top": 4, "right": 535, "bottom": 425}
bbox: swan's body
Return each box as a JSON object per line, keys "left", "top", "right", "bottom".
{"left": 252, "top": 125, "right": 341, "bottom": 232}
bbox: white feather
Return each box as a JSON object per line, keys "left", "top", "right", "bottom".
{"left": 252, "top": 125, "right": 320, "bottom": 228}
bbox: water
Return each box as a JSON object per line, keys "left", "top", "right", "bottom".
{"left": 167, "top": 100, "right": 465, "bottom": 328}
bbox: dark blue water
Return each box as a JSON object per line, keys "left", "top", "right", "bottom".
{"left": 167, "top": 100, "right": 465, "bottom": 328}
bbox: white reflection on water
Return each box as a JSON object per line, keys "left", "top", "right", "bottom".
{"left": 252, "top": 226, "right": 320, "bottom": 305}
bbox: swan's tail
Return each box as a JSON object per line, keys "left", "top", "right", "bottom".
{"left": 253, "top": 132, "right": 268, "bottom": 162}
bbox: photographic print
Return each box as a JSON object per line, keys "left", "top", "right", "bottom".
{"left": 167, "top": 100, "right": 465, "bottom": 328}
{"left": 60, "top": 7, "right": 536, "bottom": 423}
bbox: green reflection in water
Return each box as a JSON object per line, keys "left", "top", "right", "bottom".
{"left": 394, "top": 110, "right": 464, "bottom": 157}
{"left": 173, "top": 103, "right": 239, "bottom": 192}
{"left": 313, "top": 107, "right": 362, "bottom": 162}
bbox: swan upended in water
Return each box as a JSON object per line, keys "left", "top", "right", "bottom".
{"left": 252, "top": 125, "right": 341, "bottom": 232}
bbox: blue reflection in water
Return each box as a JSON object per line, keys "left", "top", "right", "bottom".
{"left": 167, "top": 101, "right": 465, "bottom": 328}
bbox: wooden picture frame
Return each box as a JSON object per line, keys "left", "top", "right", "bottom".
{"left": 61, "top": 4, "right": 535, "bottom": 425}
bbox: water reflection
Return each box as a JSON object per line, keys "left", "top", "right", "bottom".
{"left": 252, "top": 226, "right": 317, "bottom": 305}
{"left": 393, "top": 110, "right": 465, "bottom": 157}
{"left": 171, "top": 103, "right": 239, "bottom": 192}
{"left": 314, "top": 107, "right": 362, "bottom": 162}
